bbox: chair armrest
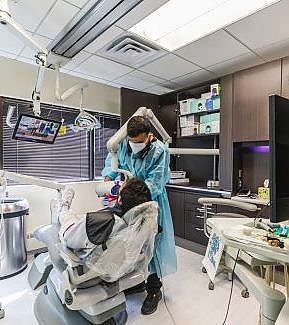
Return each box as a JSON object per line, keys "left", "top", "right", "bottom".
{"left": 198, "top": 198, "right": 258, "bottom": 212}
{"left": 56, "top": 244, "right": 82, "bottom": 267}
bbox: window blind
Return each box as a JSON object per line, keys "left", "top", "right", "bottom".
{"left": 94, "top": 114, "right": 120, "bottom": 177}
{"left": 2, "top": 98, "right": 120, "bottom": 181}
{"left": 3, "top": 100, "right": 89, "bottom": 181}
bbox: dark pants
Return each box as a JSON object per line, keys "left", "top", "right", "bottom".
{"left": 145, "top": 273, "right": 162, "bottom": 295}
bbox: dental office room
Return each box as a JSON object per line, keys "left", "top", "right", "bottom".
{"left": 3, "top": 0, "right": 289, "bottom": 325}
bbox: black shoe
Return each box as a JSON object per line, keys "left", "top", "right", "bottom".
{"left": 124, "top": 282, "right": 146, "bottom": 296}
{"left": 141, "top": 291, "right": 162, "bottom": 315}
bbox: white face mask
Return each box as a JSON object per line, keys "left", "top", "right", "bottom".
{"left": 129, "top": 141, "right": 146, "bottom": 154}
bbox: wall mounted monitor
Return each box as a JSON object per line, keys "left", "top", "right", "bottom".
{"left": 12, "top": 113, "right": 61, "bottom": 144}
{"left": 269, "top": 94, "right": 289, "bottom": 223}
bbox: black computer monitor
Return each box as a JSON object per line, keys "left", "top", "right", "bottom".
{"left": 269, "top": 94, "right": 289, "bottom": 222}
{"left": 12, "top": 113, "right": 61, "bottom": 144}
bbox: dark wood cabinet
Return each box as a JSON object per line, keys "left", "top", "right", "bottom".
{"left": 167, "top": 187, "right": 223, "bottom": 246}
{"left": 167, "top": 188, "right": 185, "bottom": 238}
{"left": 232, "top": 60, "right": 281, "bottom": 142}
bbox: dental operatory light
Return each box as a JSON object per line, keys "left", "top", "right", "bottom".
{"left": 49, "top": 0, "right": 144, "bottom": 59}
{"left": 73, "top": 87, "right": 101, "bottom": 132}
{"left": 130, "top": 0, "right": 280, "bottom": 51}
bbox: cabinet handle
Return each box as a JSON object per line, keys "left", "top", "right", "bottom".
{"left": 197, "top": 211, "right": 214, "bottom": 215}
{"left": 195, "top": 215, "right": 204, "bottom": 219}
{"left": 197, "top": 207, "right": 212, "bottom": 212}
{"left": 195, "top": 227, "right": 204, "bottom": 232}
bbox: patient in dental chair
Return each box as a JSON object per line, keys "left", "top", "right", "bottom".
{"left": 58, "top": 177, "right": 159, "bottom": 282}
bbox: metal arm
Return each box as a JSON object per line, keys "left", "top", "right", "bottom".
{"left": 106, "top": 107, "right": 220, "bottom": 172}
{"left": 0, "top": 0, "right": 48, "bottom": 61}
{"left": 0, "top": 170, "right": 65, "bottom": 192}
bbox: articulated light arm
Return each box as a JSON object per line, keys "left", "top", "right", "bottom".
{"left": 107, "top": 107, "right": 219, "bottom": 173}
{"left": 168, "top": 148, "right": 219, "bottom": 155}
{"left": 0, "top": 0, "right": 48, "bottom": 61}
{"left": 0, "top": 170, "right": 65, "bottom": 192}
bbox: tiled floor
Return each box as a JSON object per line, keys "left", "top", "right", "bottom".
{"left": 0, "top": 246, "right": 261, "bottom": 325}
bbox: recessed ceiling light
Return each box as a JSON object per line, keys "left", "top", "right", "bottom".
{"left": 130, "top": 0, "right": 280, "bottom": 51}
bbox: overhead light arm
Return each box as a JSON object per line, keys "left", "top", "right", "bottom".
{"left": 0, "top": 0, "right": 48, "bottom": 64}
{"left": 0, "top": 170, "right": 65, "bottom": 192}
{"left": 55, "top": 65, "right": 88, "bottom": 101}
{"left": 107, "top": 107, "right": 219, "bottom": 171}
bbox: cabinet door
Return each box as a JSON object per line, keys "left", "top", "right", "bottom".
{"left": 232, "top": 60, "right": 281, "bottom": 142}
{"left": 167, "top": 189, "right": 185, "bottom": 238}
{"left": 185, "top": 208, "right": 209, "bottom": 245}
{"left": 184, "top": 193, "right": 218, "bottom": 245}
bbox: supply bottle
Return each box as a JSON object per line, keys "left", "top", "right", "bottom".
{"left": 237, "top": 169, "right": 243, "bottom": 192}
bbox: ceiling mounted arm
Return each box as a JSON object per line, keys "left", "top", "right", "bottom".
{"left": 55, "top": 65, "right": 88, "bottom": 101}
{"left": 0, "top": 0, "right": 48, "bottom": 65}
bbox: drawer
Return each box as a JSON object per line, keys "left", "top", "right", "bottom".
{"left": 184, "top": 221, "right": 208, "bottom": 245}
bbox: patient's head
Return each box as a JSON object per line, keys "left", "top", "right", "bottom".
{"left": 118, "top": 177, "right": 151, "bottom": 215}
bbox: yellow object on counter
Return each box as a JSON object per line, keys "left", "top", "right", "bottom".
{"left": 258, "top": 187, "right": 270, "bottom": 200}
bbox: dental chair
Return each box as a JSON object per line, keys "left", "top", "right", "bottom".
{"left": 198, "top": 197, "right": 286, "bottom": 324}
{"left": 28, "top": 181, "right": 158, "bottom": 325}
{"left": 198, "top": 198, "right": 277, "bottom": 292}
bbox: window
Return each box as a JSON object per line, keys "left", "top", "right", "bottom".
{"left": 1, "top": 98, "right": 120, "bottom": 182}
{"left": 94, "top": 114, "right": 120, "bottom": 177}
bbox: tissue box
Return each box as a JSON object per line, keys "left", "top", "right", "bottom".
{"left": 181, "top": 124, "right": 199, "bottom": 136}
{"left": 205, "top": 98, "right": 214, "bottom": 110}
{"left": 213, "top": 95, "right": 221, "bottom": 110}
{"left": 201, "top": 92, "right": 212, "bottom": 99}
{"left": 179, "top": 115, "right": 197, "bottom": 128}
{"left": 258, "top": 187, "right": 270, "bottom": 200}
{"left": 210, "top": 83, "right": 221, "bottom": 96}
{"left": 196, "top": 98, "right": 206, "bottom": 112}
{"left": 210, "top": 120, "right": 220, "bottom": 133}
{"left": 179, "top": 99, "right": 190, "bottom": 115}
{"left": 190, "top": 98, "right": 198, "bottom": 113}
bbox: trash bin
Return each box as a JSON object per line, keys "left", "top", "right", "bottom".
{"left": 0, "top": 198, "right": 29, "bottom": 279}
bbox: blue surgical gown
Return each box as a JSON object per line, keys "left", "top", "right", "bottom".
{"left": 102, "top": 138, "right": 177, "bottom": 278}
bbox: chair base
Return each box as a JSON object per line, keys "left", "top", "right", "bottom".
{"left": 28, "top": 252, "right": 53, "bottom": 290}
{"left": 34, "top": 277, "right": 127, "bottom": 325}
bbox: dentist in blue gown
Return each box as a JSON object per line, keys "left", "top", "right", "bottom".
{"left": 102, "top": 115, "right": 177, "bottom": 315}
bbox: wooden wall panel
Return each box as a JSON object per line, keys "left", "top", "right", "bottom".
{"left": 281, "top": 56, "right": 289, "bottom": 99}
{"left": 219, "top": 75, "right": 233, "bottom": 191}
{"left": 232, "top": 60, "right": 281, "bottom": 142}
{"left": 120, "top": 88, "right": 159, "bottom": 125}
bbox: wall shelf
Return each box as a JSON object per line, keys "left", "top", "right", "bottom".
{"left": 178, "top": 133, "right": 219, "bottom": 139}
{"left": 180, "top": 109, "right": 220, "bottom": 117}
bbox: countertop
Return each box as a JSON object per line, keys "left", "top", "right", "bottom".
{"left": 231, "top": 195, "right": 269, "bottom": 206}
{"left": 166, "top": 182, "right": 231, "bottom": 197}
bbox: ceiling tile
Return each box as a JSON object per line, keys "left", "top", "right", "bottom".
{"left": 74, "top": 55, "right": 133, "bottom": 80}
{"left": 173, "top": 69, "right": 216, "bottom": 88}
{"left": 113, "top": 70, "right": 166, "bottom": 90}
{"left": 9, "top": 0, "right": 56, "bottom": 32}
{"left": 17, "top": 56, "right": 36, "bottom": 66}
{"left": 0, "top": 50, "right": 18, "bottom": 60}
{"left": 226, "top": 0, "right": 289, "bottom": 50}
{"left": 207, "top": 53, "right": 264, "bottom": 76}
{"left": 105, "top": 81, "right": 124, "bottom": 89}
{"left": 143, "top": 84, "right": 175, "bottom": 95}
{"left": 255, "top": 38, "right": 289, "bottom": 62}
{"left": 84, "top": 26, "right": 123, "bottom": 54}
{"left": 19, "top": 34, "right": 53, "bottom": 61}
{"left": 139, "top": 54, "right": 200, "bottom": 80}
{"left": 0, "top": 27, "right": 25, "bottom": 55}
{"left": 116, "top": 0, "right": 169, "bottom": 30}
{"left": 175, "top": 30, "right": 250, "bottom": 68}
{"left": 65, "top": 70, "right": 109, "bottom": 84}
{"left": 64, "top": 0, "right": 88, "bottom": 8}
{"left": 62, "top": 51, "right": 91, "bottom": 70}
{"left": 37, "top": 1, "right": 79, "bottom": 40}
